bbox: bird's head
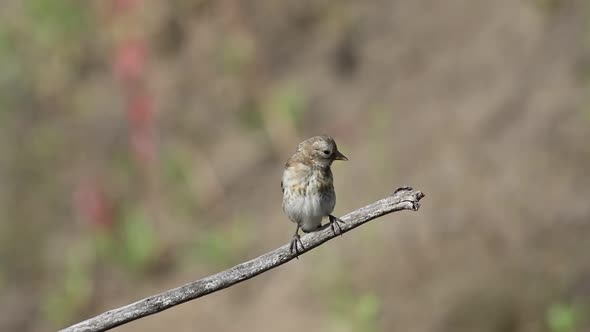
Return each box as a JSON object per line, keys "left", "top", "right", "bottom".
{"left": 297, "top": 135, "right": 348, "bottom": 167}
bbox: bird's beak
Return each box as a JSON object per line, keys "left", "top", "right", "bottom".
{"left": 333, "top": 150, "right": 348, "bottom": 161}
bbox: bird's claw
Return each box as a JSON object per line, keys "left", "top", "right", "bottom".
{"left": 290, "top": 234, "right": 305, "bottom": 258}
{"left": 329, "top": 214, "right": 345, "bottom": 236}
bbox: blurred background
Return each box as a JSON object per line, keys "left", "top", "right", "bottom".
{"left": 1, "top": 0, "right": 590, "bottom": 331}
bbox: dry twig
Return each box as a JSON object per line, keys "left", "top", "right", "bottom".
{"left": 60, "top": 186, "right": 425, "bottom": 332}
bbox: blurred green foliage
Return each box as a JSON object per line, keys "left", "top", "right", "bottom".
{"left": 187, "top": 220, "right": 253, "bottom": 268}
{"left": 23, "top": 0, "right": 89, "bottom": 44}
{"left": 0, "top": 29, "right": 18, "bottom": 88}
{"left": 218, "top": 34, "right": 256, "bottom": 76}
{"left": 40, "top": 208, "right": 161, "bottom": 327}
{"left": 42, "top": 245, "right": 93, "bottom": 326}
{"left": 238, "top": 107, "right": 265, "bottom": 131}
{"left": 328, "top": 288, "right": 380, "bottom": 332}
{"left": 547, "top": 303, "right": 580, "bottom": 332}
{"left": 0, "top": 0, "right": 90, "bottom": 73}
{"left": 313, "top": 258, "right": 381, "bottom": 332}
{"left": 161, "top": 147, "right": 200, "bottom": 213}
{"left": 238, "top": 82, "right": 308, "bottom": 132}
{"left": 0, "top": 266, "right": 5, "bottom": 291}
{"left": 116, "top": 209, "right": 158, "bottom": 271}
{"left": 192, "top": 230, "right": 236, "bottom": 267}
{"left": 30, "top": 124, "right": 66, "bottom": 162}
{"left": 266, "top": 83, "right": 307, "bottom": 128}
{"left": 534, "top": 0, "right": 572, "bottom": 13}
{"left": 546, "top": 302, "right": 589, "bottom": 332}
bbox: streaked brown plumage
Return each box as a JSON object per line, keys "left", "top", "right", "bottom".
{"left": 281, "top": 135, "right": 348, "bottom": 256}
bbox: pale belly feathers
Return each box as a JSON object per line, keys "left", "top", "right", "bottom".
{"left": 282, "top": 167, "right": 335, "bottom": 232}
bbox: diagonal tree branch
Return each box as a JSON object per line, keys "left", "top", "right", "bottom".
{"left": 60, "top": 187, "right": 425, "bottom": 332}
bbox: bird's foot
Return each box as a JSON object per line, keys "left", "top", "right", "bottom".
{"left": 328, "top": 214, "right": 345, "bottom": 236}
{"left": 290, "top": 234, "right": 305, "bottom": 258}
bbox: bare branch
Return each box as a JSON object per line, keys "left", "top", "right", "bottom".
{"left": 60, "top": 187, "right": 425, "bottom": 332}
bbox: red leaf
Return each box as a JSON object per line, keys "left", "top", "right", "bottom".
{"left": 74, "top": 178, "right": 114, "bottom": 230}
{"left": 127, "top": 93, "right": 153, "bottom": 129}
{"left": 114, "top": 40, "right": 146, "bottom": 83}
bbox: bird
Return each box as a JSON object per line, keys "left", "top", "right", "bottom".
{"left": 281, "top": 135, "right": 348, "bottom": 256}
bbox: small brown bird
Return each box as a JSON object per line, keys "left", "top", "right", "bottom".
{"left": 281, "top": 135, "right": 348, "bottom": 256}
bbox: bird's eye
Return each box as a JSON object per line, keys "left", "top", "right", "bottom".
{"left": 323, "top": 150, "right": 331, "bottom": 155}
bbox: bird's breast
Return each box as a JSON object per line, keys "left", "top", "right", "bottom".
{"left": 282, "top": 166, "right": 334, "bottom": 196}
{"left": 282, "top": 166, "right": 336, "bottom": 230}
